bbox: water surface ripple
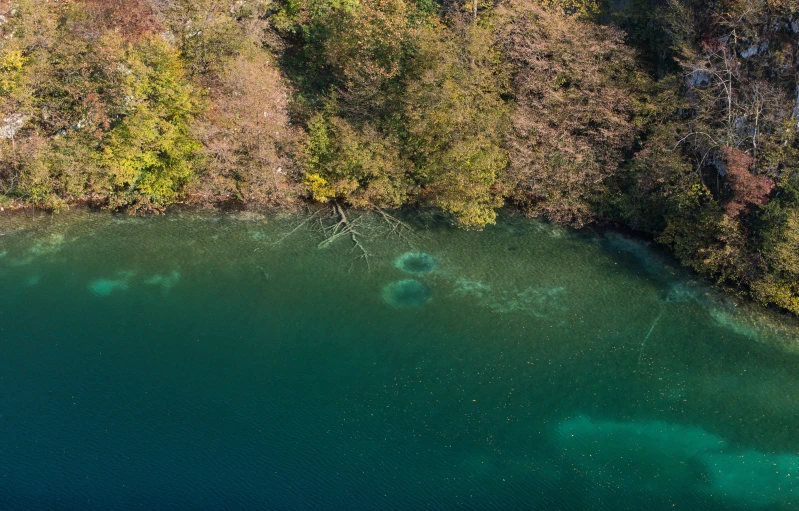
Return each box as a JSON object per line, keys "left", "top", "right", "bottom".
{"left": 1, "top": 210, "right": 799, "bottom": 509}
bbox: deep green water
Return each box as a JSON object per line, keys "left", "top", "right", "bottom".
{"left": 2, "top": 210, "right": 799, "bottom": 510}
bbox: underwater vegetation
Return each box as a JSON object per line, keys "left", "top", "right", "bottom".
{"left": 382, "top": 252, "right": 437, "bottom": 308}
{"left": 452, "top": 278, "right": 492, "bottom": 299}
{"left": 144, "top": 271, "right": 181, "bottom": 292}
{"left": 27, "top": 234, "right": 66, "bottom": 255}
{"left": 702, "top": 451, "right": 799, "bottom": 506}
{"left": 449, "top": 276, "right": 569, "bottom": 319}
{"left": 709, "top": 307, "right": 763, "bottom": 341}
{"left": 88, "top": 271, "right": 181, "bottom": 297}
{"left": 556, "top": 415, "right": 799, "bottom": 507}
{"left": 449, "top": 276, "right": 567, "bottom": 318}
{"left": 601, "top": 232, "right": 672, "bottom": 278}
{"left": 7, "top": 233, "right": 68, "bottom": 266}
{"left": 394, "top": 252, "right": 437, "bottom": 275}
{"left": 663, "top": 281, "right": 702, "bottom": 303}
{"left": 704, "top": 299, "right": 799, "bottom": 354}
{"left": 381, "top": 279, "right": 432, "bottom": 308}
{"left": 557, "top": 415, "right": 722, "bottom": 493}
{"left": 496, "top": 286, "right": 567, "bottom": 316}
{"left": 88, "top": 271, "right": 135, "bottom": 296}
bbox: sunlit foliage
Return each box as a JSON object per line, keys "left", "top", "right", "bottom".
{"left": 2, "top": 0, "right": 799, "bottom": 314}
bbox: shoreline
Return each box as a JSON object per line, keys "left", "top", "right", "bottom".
{"left": 3, "top": 196, "right": 799, "bottom": 338}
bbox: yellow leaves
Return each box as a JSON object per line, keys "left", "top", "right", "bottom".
{"left": 752, "top": 209, "right": 799, "bottom": 314}
{"left": 303, "top": 109, "right": 410, "bottom": 208}
{"left": 686, "top": 183, "right": 708, "bottom": 205}
{"left": 537, "top": 0, "right": 605, "bottom": 19}
{"left": 0, "top": 49, "right": 28, "bottom": 94}
{"left": 98, "top": 40, "right": 199, "bottom": 202}
{"left": 753, "top": 280, "right": 799, "bottom": 316}
{"left": 0, "top": 50, "right": 26, "bottom": 73}
{"left": 401, "top": 17, "right": 509, "bottom": 229}
{"left": 304, "top": 172, "right": 335, "bottom": 202}
{"left": 437, "top": 191, "right": 503, "bottom": 230}
{"left": 764, "top": 209, "right": 799, "bottom": 276}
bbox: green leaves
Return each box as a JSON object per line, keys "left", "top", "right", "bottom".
{"left": 0, "top": 1, "right": 201, "bottom": 211}
{"left": 402, "top": 18, "right": 509, "bottom": 229}
{"left": 304, "top": 109, "right": 410, "bottom": 208}
{"left": 291, "top": 1, "right": 508, "bottom": 227}
{"left": 101, "top": 39, "right": 200, "bottom": 204}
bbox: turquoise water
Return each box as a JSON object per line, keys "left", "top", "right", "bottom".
{"left": 2, "top": 209, "right": 799, "bottom": 509}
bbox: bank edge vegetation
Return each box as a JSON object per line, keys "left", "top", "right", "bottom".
{"left": 1, "top": 0, "right": 798, "bottom": 314}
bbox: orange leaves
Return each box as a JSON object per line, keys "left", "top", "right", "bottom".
{"left": 501, "top": 2, "right": 646, "bottom": 226}
{"left": 722, "top": 147, "right": 774, "bottom": 217}
{"left": 75, "top": 0, "right": 159, "bottom": 41}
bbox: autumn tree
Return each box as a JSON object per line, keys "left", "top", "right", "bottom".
{"left": 303, "top": 108, "right": 410, "bottom": 209}
{"left": 756, "top": 191, "right": 799, "bottom": 314}
{"left": 0, "top": 0, "right": 124, "bottom": 208}
{"left": 537, "top": 0, "right": 607, "bottom": 18}
{"left": 499, "top": 0, "right": 648, "bottom": 226}
{"left": 0, "top": 0, "right": 200, "bottom": 211}
{"left": 100, "top": 38, "right": 200, "bottom": 212}
{"left": 195, "top": 53, "right": 302, "bottom": 205}
{"left": 321, "top": 0, "right": 417, "bottom": 118}
{"left": 78, "top": 0, "right": 160, "bottom": 40}
{"left": 403, "top": 15, "right": 510, "bottom": 229}
{"left": 152, "top": 0, "right": 266, "bottom": 79}
{"left": 618, "top": 0, "right": 799, "bottom": 314}
{"left": 721, "top": 147, "right": 774, "bottom": 217}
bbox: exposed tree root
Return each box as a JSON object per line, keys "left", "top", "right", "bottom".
{"left": 371, "top": 206, "right": 415, "bottom": 244}
{"left": 270, "top": 206, "right": 325, "bottom": 246}
{"left": 275, "top": 202, "right": 415, "bottom": 269}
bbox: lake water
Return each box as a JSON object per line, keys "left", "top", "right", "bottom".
{"left": 2, "top": 209, "right": 799, "bottom": 510}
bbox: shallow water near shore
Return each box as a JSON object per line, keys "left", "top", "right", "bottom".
{"left": 2, "top": 209, "right": 799, "bottom": 509}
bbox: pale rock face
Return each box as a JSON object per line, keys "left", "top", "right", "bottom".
{"left": 740, "top": 44, "right": 758, "bottom": 59}
{"left": 686, "top": 68, "right": 711, "bottom": 88}
{"left": 0, "top": 113, "right": 27, "bottom": 140}
{"left": 160, "top": 30, "right": 176, "bottom": 45}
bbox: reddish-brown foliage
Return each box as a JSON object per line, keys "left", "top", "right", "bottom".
{"left": 75, "top": 0, "right": 159, "bottom": 40}
{"left": 499, "top": 1, "right": 643, "bottom": 226}
{"left": 722, "top": 147, "right": 774, "bottom": 217}
{"left": 194, "top": 54, "right": 301, "bottom": 204}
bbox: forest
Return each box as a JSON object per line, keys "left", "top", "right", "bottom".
{"left": 0, "top": 0, "right": 798, "bottom": 314}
